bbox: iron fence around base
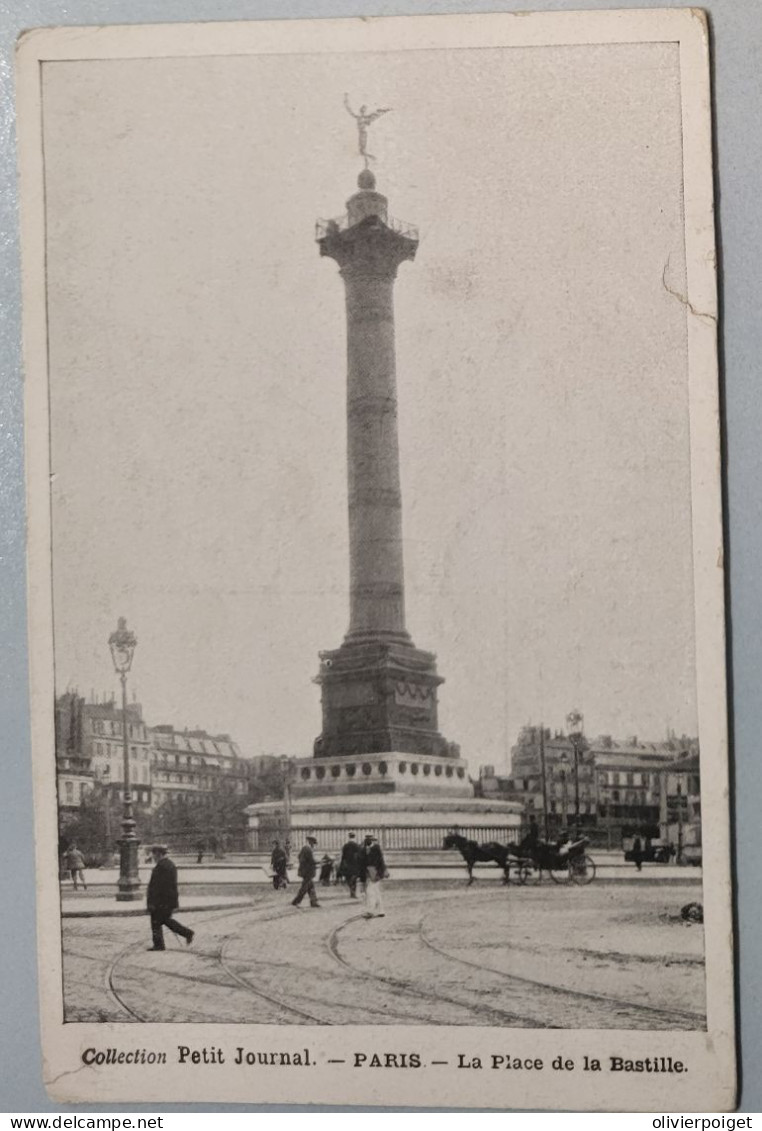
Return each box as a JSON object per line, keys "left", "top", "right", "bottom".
{"left": 260, "top": 824, "right": 624, "bottom": 854}
{"left": 65, "top": 822, "right": 625, "bottom": 866}
{"left": 255, "top": 824, "right": 518, "bottom": 853}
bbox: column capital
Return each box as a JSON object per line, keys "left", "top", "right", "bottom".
{"left": 318, "top": 217, "right": 417, "bottom": 278}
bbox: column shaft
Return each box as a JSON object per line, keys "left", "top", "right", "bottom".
{"left": 343, "top": 269, "right": 407, "bottom": 640}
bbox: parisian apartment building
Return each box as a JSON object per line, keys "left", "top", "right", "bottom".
{"left": 477, "top": 725, "right": 701, "bottom": 846}
{"left": 55, "top": 691, "right": 271, "bottom": 814}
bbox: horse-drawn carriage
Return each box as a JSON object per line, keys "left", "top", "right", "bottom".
{"left": 513, "top": 836, "right": 596, "bottom": 885}
{"left": 442, "top": 831, "right": 596, "bottom": 885}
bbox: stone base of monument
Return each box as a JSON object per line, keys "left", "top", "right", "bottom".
{"left": 245, "top": 752, "right": 523, "bottom": 852}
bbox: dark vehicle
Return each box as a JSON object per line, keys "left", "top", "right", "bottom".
{"left": 623, "top": 836, "right": 675, "bottom": 864}
{"left": 515, "top": 836, "right": 596, "bottom": 885}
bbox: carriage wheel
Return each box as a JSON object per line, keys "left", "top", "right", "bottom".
{"left": 516, "top": 863, "right": 531, "bottom": 885}
{"left": 548, "top": 863, "right": 570, "bottom": 884}
{"left": 569, "top": 854, "right": 596, "bottom": 885}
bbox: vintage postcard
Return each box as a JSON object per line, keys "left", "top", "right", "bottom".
{"left": 17, "top": 8, "right": 733, "bottom": 1110}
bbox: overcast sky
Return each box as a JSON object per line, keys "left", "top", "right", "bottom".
{"left": 42, "top": 41, "right": 696, "bottom": 769}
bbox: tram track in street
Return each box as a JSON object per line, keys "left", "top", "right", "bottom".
{"left": 71, "top": 887, "right": 705, "bottom": 1028}
{"left": 326, "top": 911, "right": 547, "bottom": 1027}
{"left": 416, "top": 915, "right": 705, "bottom": 1029}
{"left": 105, "top": 902, "right": 314, "bottom": 1024}
{"left": 102, "top": 899, "right": 434, "bottom": 1025}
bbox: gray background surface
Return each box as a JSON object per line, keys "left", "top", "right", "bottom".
{"left": 1, "top": 0, "right": 758, "bottom": 1114}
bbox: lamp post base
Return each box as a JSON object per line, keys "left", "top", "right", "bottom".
{"left": 116, "top": 835, "right": 142, "bottom": 901}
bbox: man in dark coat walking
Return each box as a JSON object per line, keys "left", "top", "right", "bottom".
{"left": 146, "top": 845, "right": 194, "bottom": 951}
{"left": 291, "top": 835, "right": 320, "bottom": 908}
{"left": 339, "top": 832, "right": 361, "bottom": 898}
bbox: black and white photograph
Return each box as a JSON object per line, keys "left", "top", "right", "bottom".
{"left": 18, "top": 8, "right": 733, "bottom": 1110}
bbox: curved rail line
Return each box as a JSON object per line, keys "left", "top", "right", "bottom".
{"left": 217, "top": 929, "right": 330, "bottom": 1025}
{"left": 105, "top": 940, "right": 152, "bottom": 1022}
{"left": 417, "top": 917, "right": 705, "bottom": 1028}
{"left": 326, "top": 913, "right": 547, "bottom": 1028}
{"left": 92, "top": 890, "right": 704, "bottom": 1029}
{"left": 104, "top": 902, "right": 298, "bottom": 1023}
{"left": 214, "top": 899, "right": 452, "bottom": 1026}
{"left": 103, "top": 900, "right": 437, "bottom": 1026}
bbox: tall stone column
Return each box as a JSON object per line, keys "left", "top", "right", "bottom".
{"left": 337, "top": 176, "right": 412, "bottom": 641}
{"left": 314, "top": 170, "right": 456, "bottom": 761}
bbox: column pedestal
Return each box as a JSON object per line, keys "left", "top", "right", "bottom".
{"left": 314, "top": 639, "right": 456, "bottom": 760}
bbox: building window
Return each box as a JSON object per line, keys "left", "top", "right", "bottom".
{"left": 316, "top": 766, "right": 326, "bottom": 780}
{"left": 423, "top": 764, "right": 431, "bottom": 776}
{"left": 64, "top": 782, "right": 74, "bottom": 803}
{"left": 301, "top": 767, "right": 311, "bottom": 780}
{"left": 445, "top": 766, "right": 453, "bottom": 778}
{"left": 457, "top": 768, "right": 465, "bottom": 778}
{"left": 399, "top": 762, "right": 407, "bottom": 774}
{"left": 362, "top": 763, "right": 372, "bottom": 776}
{"left": 434, "top": 764, "right": 442, "bottom": 776}
{"left": 379, "top": 762, "right": 388, "bottom": 776}
{"left": 330, "top": 765, "right": 341, "bottom": 778}
{"left": 411, "top": 764, "right": 419, "bottom": 775}
{"left": 346, "top": 764, "right": 356, "bottom": 777}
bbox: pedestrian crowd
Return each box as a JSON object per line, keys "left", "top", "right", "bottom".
{"left": 60, "top": 830, "right": 390, "bottom": 952}
{"left": 278, "top": 831, "right": 387, "bottom": 919}
{"left": 139, "top": 830, "right": 387, "bottom": 951}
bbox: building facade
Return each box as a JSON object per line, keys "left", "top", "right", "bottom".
{"left": 55, "top": 692, "right": 96, "bottom": 812}
{"left": 149, "top": 725, "right": 250, "bottom": 807}
{"left": 478, "top": 725, "right": 700, "bottom": 845}
{"left": 54, "top": 692, "right": 260, "bottom": 815}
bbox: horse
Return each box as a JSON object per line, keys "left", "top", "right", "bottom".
{"left": 442, "top": 832, "right": 521, "bottom": 885}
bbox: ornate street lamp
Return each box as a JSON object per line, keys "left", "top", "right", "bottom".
{"left": 558, "top": 751, "right": 570, "bottom": 829}
{"left": 675, "top": 776, "right": 684, "bottom": 866}
{"left": 566, "top": 709, "right": 585, "bottom": 834}
{"left": 279, "top": 755, "right": 294, "bottom": 852}
{"left": 538, "top": 724, "right": 550, "bottom": 840}
{"left": 108, "top": 617, "right": 140, "bottom": 901}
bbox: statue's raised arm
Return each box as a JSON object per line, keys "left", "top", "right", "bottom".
{"left": 344, "top": 95, "right": 393, "bottom": 165}
{"left": 366, "top": 107, "right": 392, "bottom": 125}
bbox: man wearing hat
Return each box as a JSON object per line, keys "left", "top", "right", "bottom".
{"left": 146, "top": 844, "right": 194, "bottom": 950}
{"left": 361, "top": 834, "right": 387, "bottom": 919}
{"left": 292, "top": 835, "right": 320, "bottom": 908}
{"left": 339, "top": 832, "right": 362, "bottom": 899}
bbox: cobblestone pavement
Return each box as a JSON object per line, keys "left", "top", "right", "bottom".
{"left": 62, "top": 881, "right": 705, "bottom": 1028}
